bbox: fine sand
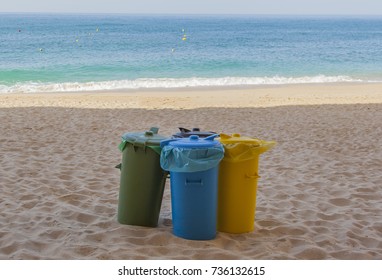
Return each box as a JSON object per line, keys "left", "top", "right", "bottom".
{"left": 1, "top": 83, "right": 382, "bottom": 259}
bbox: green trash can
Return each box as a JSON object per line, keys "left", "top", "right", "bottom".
{"left": 117, "top": 127, "right": 168, "bottom": 227}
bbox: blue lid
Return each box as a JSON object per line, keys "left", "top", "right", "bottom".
{"left": 161, "top": 134, "right": 221, "bottom": 148}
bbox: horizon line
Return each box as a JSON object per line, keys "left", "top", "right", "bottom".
{"left": 1, "top": 11, "right": 382, "bottom": 17}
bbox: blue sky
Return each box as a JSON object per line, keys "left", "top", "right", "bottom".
{"left": 1, "top": 0, "right": 382, "bottom": 15}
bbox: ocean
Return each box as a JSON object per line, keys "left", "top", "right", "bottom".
{"left": 1, "top": 13, "right": 382, "bottom": 93}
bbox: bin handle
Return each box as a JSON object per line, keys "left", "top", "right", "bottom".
{"left": 245, "top": 173, "right": 260, "bottom": 180}
{"left": 204, "top": 134, "right": 220, "bottom": 141}
{"left": 179, "top": 127, "right": 191, "bottom": 133}
{"left": 185, "top": 179, "right": 203, "bottom": 186}
{"left": 150, "top": 127, "right": 159, "bottom": 134}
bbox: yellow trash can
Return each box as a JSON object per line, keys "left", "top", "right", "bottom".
{"left": 217, "top": 133, "right": 276, "bottom": 233}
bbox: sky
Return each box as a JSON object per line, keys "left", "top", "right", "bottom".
{"left": 1, "top": 0, "right": 382, "bottom": 15}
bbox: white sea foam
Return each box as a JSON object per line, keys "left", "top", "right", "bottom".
{"left": 0, "top": 75, "right": 367, "bottom": 93}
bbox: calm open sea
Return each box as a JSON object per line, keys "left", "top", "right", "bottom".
{"left": 1, "top": 13, "right": 382, "bottom": 93}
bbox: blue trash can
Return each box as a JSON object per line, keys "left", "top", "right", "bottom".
{"left": 160, "top": 135, "right": 224, "bottom": 240}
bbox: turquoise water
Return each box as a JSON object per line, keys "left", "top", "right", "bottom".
{"left": 1, "top": 14, "right": 382, "bottom": 93}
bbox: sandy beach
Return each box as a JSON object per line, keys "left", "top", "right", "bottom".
{"left": 1, "top": 82, "right": 382, "bottom": 259}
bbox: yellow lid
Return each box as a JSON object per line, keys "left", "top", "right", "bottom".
{"left": 218, "top": 133, "right": 262, "bottom": 146}
{"left": 217, "top": 133, "right": 276, "bottom": 157}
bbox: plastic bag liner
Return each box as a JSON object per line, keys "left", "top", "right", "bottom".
{"left": 119, "top": 141, "right": 161, "bottom": 155}
{"left": 160, "top": 145, "right": 224, "bottom": 173}
{"left": 222, "top": 141, "right": 276, "bottom": 162}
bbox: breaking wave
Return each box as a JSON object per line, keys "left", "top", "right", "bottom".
{"left": 0, "top": 75, "right": 366, "bottom": 93}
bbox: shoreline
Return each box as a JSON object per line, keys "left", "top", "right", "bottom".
{"left": 1, "top": 82, "right": 382, "bottom": 109}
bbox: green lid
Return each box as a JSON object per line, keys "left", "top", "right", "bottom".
{"left": 121, "top": 127, "right": 167, "bottom": 148}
